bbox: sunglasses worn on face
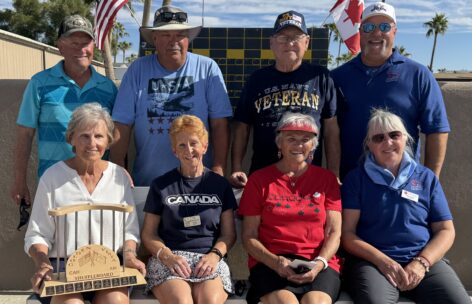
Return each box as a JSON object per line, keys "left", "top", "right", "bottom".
{"left": 362, "top": 22, "right": 392, "bottom": 33}
{"left": 158, "top": 12, "right": 188, "bottom": 23}
{"left": 370, "top": 131, "right": 403, "bottom": 144}
{"left": 17, "top": 198, "right": 31, "bottom": 231}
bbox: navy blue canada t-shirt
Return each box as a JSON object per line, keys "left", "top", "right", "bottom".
{"left": 144, "top": 168, "right": 237, "bottom": 253}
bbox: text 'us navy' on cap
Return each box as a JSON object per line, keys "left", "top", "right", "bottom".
{"left": 273, "top": 10, "right": 308, "bottom": 35}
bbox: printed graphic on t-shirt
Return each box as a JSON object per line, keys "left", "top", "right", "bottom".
{"left": 265, "top": 192, "right": 324, "bottom": 217}
{"left": 146, "top": 77, "right": 195, "bottom": 134}
{"left": 165, "top": 194, "right": 222, "bottom": 206}
{"left": 253, "top": 82, "right": 320, "bottom": 127}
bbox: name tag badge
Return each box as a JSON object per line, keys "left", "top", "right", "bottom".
{"left": 183, "top": 215, "right": 201, "bottom": 227}
{"left": 401, "top": 190, "right": 419, "bottom": 203}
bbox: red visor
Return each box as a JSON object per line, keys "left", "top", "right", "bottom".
{"left": 277, "top": 123, "right": 318, "bottom": 135}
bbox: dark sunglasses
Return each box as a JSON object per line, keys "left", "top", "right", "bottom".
{"left": 362, "top": 22, "right": 392, "bottom": 33}
{"left": 370, "top": 131, "right": 403, "bottom": 144}
{"left": 17, "top": 198, "right": 31, "bottom": 231}
{"left": 157, "top": 11, "right": 188, "bottom": 23}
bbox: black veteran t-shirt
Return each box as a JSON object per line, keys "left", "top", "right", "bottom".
{"left": 234, "top": 62, "right": 337, "bottom": 173}
{"left": 144, "top": 168, "right": 237, "bottom": 253}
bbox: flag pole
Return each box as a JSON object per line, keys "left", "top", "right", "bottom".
{"left": 202, "top": 0, "right": 205, "bottom": 27}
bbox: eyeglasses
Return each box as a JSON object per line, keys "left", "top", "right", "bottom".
{"left": 156, "top": 11, "right": 188, "bottom": 23}
{"left": 273, "top": 34, "right": 307, "bottom": 44}
{"left": 370, "top": 131, "right": 403, "bottom": 144}
{"left": 361, "top": 22, "right": 393, "bottom": 33}
{"left": 17, "top": 198, "right": 31, "bottom": 231}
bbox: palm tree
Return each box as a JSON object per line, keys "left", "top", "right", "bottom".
{"left": 118, "top": 41, "right": 132, "bottom": 63}
{"left": 126, "top": 53, "right": 138, "bottom": 64}
{"left": 337, "top": 52, "right": 354, "bottom": 64}
{"left": 396, "top": 45, "right": 411, "bottom": 58}
{"left": 324, "top": 23, "right": 343, "bottom": 66}
{"left": 111, "top": 21, "right": 128, "bottom": 63}
{"left": 424, "top": 13, "right": 448, "bottom": 71}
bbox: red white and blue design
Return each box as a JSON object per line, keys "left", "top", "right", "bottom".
{"left": 94, "top": 0, "right": 129, "bottom": 50}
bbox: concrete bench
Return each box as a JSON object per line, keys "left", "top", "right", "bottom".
{"left": 26, "top": 286, "right": 417, "bottom": 303}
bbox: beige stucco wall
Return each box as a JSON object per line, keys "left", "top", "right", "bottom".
{"left": 0, "top": 80, "right": 470, "bottom": 290}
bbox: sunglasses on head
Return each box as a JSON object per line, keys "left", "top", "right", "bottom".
{"left": 370, "top": 131, "right": 403, "bottom": 143}
{"left": 361, "top": 22, "right": 392, "bottom": 33}
{"left": 17, "top": 198, "right": 31, "bottom": 231}
{"left": 157, "top": 11, "right": 188, "bottom": 23}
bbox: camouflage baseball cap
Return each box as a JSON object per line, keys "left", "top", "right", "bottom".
{"left": 58, "top": 15, "right": 94, "bottom": 39}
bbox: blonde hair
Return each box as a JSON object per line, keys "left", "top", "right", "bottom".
{"left": 66, "top": 103, "right": 114, "bottom": 145}
{"left": 364, "top": 108, "right": 414, "bottom": 156}
{"left": 169, "top": 115, "right": 208, "bottom": 148}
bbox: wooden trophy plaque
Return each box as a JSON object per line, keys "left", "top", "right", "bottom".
{"left": 38, "top": 203, "right": 146, "bottom": 297}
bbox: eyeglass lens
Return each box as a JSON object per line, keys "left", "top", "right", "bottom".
{"left": 274, "top": 35, "right": 306, "bottom": 44}
{"left": 371, "top": 131, "right": 403, "bottom": 143}
{"left": 362, "top": 22, "right": 392, "bottom": 33}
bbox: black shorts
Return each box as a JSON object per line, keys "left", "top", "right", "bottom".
{"left": 246, "top": 258, "right": 341, "bottom": 304}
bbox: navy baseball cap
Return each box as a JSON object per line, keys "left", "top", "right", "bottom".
{"left": 273, "top": 10, "right": 308, "bottom": 35}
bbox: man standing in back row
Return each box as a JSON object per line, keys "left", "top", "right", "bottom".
{"left": 10, "top": 15, "right": 117, "bottom": 205}
{"left": 331, "top": 2, "right": 450, "bottom": 179}
{"left": 112, "top": 5, "right": 232, "bottom": 186}
{"left": 230, "top": 10, "right": 340, "bottom": 187}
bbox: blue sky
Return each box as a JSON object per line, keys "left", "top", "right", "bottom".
{"left": 2, "top": 0, "right": 472, "bottom": 71}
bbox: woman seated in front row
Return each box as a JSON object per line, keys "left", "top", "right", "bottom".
{"left": 239, "top": 112, "right": 342, "bottom": 304}
{"left": 141, "top": 115, "right": 237, "bottom": 304}
{"left": 341, "top": 108, "right": 470, "bottom": 304}
{"left": 25, "top": 103, "right": 145, "bottom": 304}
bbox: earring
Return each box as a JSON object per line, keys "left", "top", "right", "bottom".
{"left": 307, "top": 151, "right": 314, "bottom": 163}
{"left": 277, "top": 151, "right": 282, "bottom": 159}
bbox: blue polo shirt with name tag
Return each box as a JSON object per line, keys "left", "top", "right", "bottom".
{"left": 341, "top": 164, "right": 452, "bottom": 263}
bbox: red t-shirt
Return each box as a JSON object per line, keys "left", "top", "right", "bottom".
{"left": 238, "top": 164, "right": 342, "bottom": 272}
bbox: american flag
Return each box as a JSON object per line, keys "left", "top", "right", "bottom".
{"left": 94, "top": 0, "right": 129, "bottom": 50}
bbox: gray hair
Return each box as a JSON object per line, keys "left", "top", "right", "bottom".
{"left": 275, "top": 112, "right": 319, "bottom": 151}
{"left": 66, "top": 103, "right": 114, "bottom": 146}
{"left": 364, "top": 108, "right": 414, "bottom": 157}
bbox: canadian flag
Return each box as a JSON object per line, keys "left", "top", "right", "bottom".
{"left": 329, "top": 0, "right": 364, "bottom": 54}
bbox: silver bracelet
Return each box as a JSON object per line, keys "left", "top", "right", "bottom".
{"left": 313, "top": 256, "right": 328, "bottom": 271}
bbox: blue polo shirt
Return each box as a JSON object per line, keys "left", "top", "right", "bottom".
{"left": 17, "top": 61, "right": 117, "bottom": 177}
{"left": 331, "top": 49, "right": 450, "bottom": 178}
{"left": 341, "top": 164, "right": 452, "bottom": 263}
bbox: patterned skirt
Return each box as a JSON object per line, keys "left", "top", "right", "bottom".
{"left": 145, "top": 250, "right": 234, "bottom": 294}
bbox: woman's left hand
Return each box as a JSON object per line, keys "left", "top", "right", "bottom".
{"left": 124, "top": 255, "right": 147, "bottom": 276}
{"left": 401, "top": 260, "right": 426, "bottom": 291}
{"left": 194, "top": 253, "right": 220, "bottom": 278}
{"left": 287, "top": 263, "right": 323, "bottom": 285}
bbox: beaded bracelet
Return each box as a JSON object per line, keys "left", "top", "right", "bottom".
{"left": 412, "top": 256, "right": 430, "bottom": 272}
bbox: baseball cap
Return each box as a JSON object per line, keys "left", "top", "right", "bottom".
{"left": 273, "top": 10, "right": 308, "bottom": 35}
{"left": 140, "top": 5, "right": 202, "bottom": 46}
{"left": 58, "top": 15, "right": 94, "bottom": 39}
{"left": 362, "top": 2, "right": 396, "bottom": 23}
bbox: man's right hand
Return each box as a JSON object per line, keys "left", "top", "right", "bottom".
{"left": 229, "top": 171, "right": 248, "bottom": 188}
{"left": 10, "top": 181, "right": 31, "bottom": 205}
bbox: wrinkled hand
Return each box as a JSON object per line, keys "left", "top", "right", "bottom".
{"left": 10, "top": 181, "right": 31, "bottom": 205}
{"left": 378, "top": 257, "right": 409, "bottom": 289}
{"left": 194, "top": 253, "right": 220, "bottom": 278}
{"left": 401, "top": 261, "right": 426, "bottom": 291}
{"left": 164, "top": 254, "right": 192, "bottom": 278}
{"left": 124, "top": 255, "right": 146, "bottom": 276}
{"left": 229, "top": 172, "right": 248, "bottom": 188}
{"left": 288, "top": 262, "right": 324, "bottom": 285}
{"left": 274, "top": 256, "right": 296, "bottom": 278}
{"left": 31, "top": 264, "right": 53, "bottom": 294}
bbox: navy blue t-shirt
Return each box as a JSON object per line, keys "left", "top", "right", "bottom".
{"left": 234, "top": 62, "right": 337, "bottom": 173}
{"left": 144, "top": 168, "right": 237, "bottom": 253}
